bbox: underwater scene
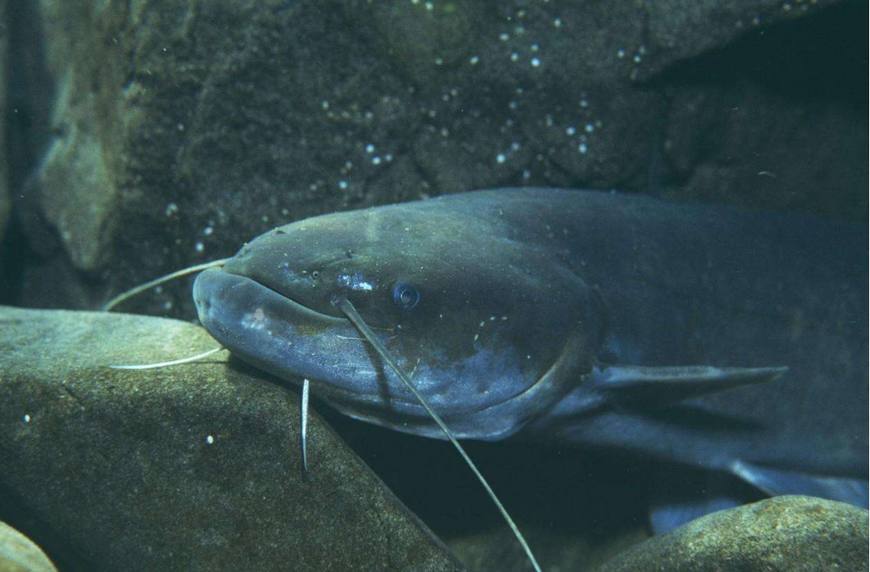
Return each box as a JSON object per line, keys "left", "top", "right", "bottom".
{"left": 0, "top": 1, "right": 867, "bottom": 571}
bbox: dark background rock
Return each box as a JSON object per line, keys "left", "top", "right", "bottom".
{"left": 0, "top": 0, "right": 7, "bottom": 245}
{"left": 0, "top": 0, "right": 864, "bottom": 316}
{"left": 0, "top": 307, "right": 461, "bottom": 571}
{"left": 598, "top": 496, "right": 870, "bottom": 572}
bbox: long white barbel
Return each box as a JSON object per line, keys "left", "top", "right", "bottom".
{"left": 335, "top": 297, "right": 542, "bottom": 572}
{"left": 102, "top": 258, "right": 230, "bottom": 311}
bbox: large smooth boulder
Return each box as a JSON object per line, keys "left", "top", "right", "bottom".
{"left": 599, "top": 495, "right": 869, "bottom": 572}
{"left": 0, "top": 521, "right": 57, "bottom": 572}
{"left": 0, "top": 306, "right": 460, "bottom": 571}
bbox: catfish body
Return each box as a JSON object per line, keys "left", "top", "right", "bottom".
{"left": 510, "top": 191, "right": 866, "bottom": 485}
{"left": 193, "top": 188, "right": 867, "bottom": 509}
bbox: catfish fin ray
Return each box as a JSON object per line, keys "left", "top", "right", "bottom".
{"left": 647, "top": 466, "right": 758, "bottom": 534}
{"left": 592, "top": 365, "right": 788, "bottom": 406}
{"left": 650, "top": 495, "right": 742, "bottom": 534}
{"left": 730, "top": 460, "right": 869, "bottom": 507}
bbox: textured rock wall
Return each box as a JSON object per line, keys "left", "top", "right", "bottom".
{"left": 3, "top": 0, "right": 864, "bottom": 314}
{"left": 0, "top": 0, "right": 7, "bottom": 245}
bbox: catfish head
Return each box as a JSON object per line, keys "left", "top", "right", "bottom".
{"left": 193, "top": 197, "right": 603, "bottom": 440}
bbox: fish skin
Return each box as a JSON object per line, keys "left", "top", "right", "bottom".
{"left": 193, "top": 188, "right": 868, "bottom": 507}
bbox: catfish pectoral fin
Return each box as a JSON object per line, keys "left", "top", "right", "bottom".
{"left": 592, "top": 364, "right": 788, "bottom": 406}
{"left": 729, "top": 460, "right": 870, "bottom": 507}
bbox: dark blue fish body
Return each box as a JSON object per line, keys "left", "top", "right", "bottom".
{"left": 192, "top": 188, "right": 868, "bottom": 519}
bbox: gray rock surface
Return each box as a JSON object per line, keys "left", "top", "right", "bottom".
{"left": 0, "top": 306, "right": 461, "bottom": 571}
{"left": 6, "top": 0, "right": 862, "bottom": 314}
{"left": 0, "top": 521, "right": 57, "bottom": 572}
{"left": 598, "top": 495, "right": 869, "bottom": 572}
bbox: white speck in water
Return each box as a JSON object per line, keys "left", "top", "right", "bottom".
{"left": 616, "top": 48, "right": 626, "bottom": 59}
{"left": 511, "top": 141, "right": 520, "bottom": 151}
{"left": 338, "top": 180, "right": 349, "bottom": 190}
{"left": 206, "top": 435, "right": 215, "bottom": 445}
{"left": 566, "top": 126, "right": 576, "bottom": 136}
{"left": 510, "top": 52, "right": 519, "bottom": 62}
{"left": 522, "top": 169, "right": 531, "bottom": 180}
{"left": 585, "top": 123, "right": 595, "bottom": 133}
{"left": 479, "top": 321, "right": 486, "bottom": 327}
{"left": 195, "top": 241, "right": 204, "bottom": 253}
{"left": 321, "top": 100, "right": 330, "bottom": 110}
{"left": 499, "top": 32, "right": 509, "bottom": 42}
{"left": 530, "top": 43, "right": 539, "bottom": 52}
{"left": 434, "top": 57, "right": 443, "bottom": 65}
{"left": 203, "top": 226, "right": 214, "bottom": 236}
{"left": 530, "top": 57, "right": 541, "bottom": 67}
{"left": 474, "top": 334, "right": 480, "bottom": 342}
{"left": 372, "top": 156, "right": 382, "bottom": 165}
{"left": 365, "top": 144, "right": 375, "bottom": 154}
{"left": 385, "top": 153, "right": 394, "bottom": 162}
{"left": 496, "top": 153, "right": 506, "bottom": 164}
{"left": 164, "top": 202, "right": 179, "bottom": 217}
{"left": 553, "top": 18, "right": 562, "bottom": 28}
{"left": 579, "top": 98, "right": 589, "bottom": 108}
{"left": 578, "top": 143, "right": 588, "bottom": 154}
{"left": 469, "top": 55, "right": 480, "bottom": 65}
{"left": 23, "top": 414, "right": 31, "bottom": 423}
{"left": 501, "top": 316, "right": 508, "bottom": 321}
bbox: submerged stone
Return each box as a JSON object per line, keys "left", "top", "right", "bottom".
{"left": 0, "top": 521, "right": 57, "bottom": 572}
{"left": 599, "top": 495, "right": 869, "bottom": 572}
{"left": 0, "top": 306, "right": 460, "bottom": 571}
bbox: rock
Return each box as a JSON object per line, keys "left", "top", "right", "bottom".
{"left": 0, "top": 0, "right": 8, "bottom": 244}
{"left": 598, "top": 495, "right": 869, "bottom": 572}
{"left": 0, "top": 306, "right": 461, "bottom": 571}
{"left": 5, "top": 1, "right": 862, "bottom": 314}
{"left": 0, "top": 521, "right": 57, "bottom": 572}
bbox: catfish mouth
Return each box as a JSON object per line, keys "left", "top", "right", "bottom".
{"left": 220, "top": 261, "right": 348, "bottom": 322}
{"left": 225, "top": 268, "right": 346, "bottom": 324}
{"left": 192, "top": 267, "right": 428, "bottom": 410}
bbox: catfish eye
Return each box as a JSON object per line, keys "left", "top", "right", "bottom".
{"left": 392, "top": 282, "right": 420, "bottom": 310}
